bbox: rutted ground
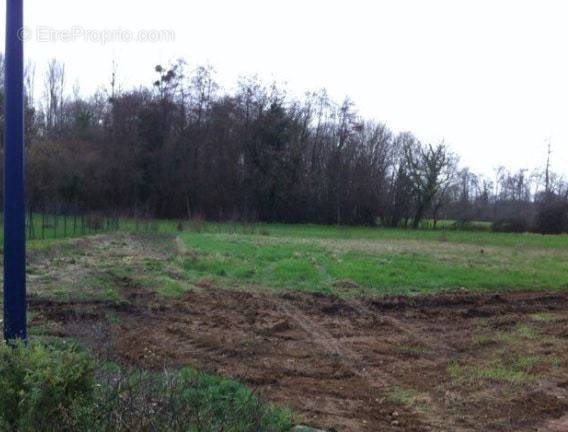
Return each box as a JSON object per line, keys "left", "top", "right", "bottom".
{"left": 21, "top": 234, "right": 568, "bottom": 431}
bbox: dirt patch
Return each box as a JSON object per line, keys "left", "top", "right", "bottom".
{"left": 29, "top": 288, "right": 568, "bottom": 432}
{"left": 25, "top": 234, "right": 568, "bottom": 432}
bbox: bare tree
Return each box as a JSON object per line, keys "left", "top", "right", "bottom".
{"left": 404, "top": 141, "right": 457, "bottom": 228}
{"left": 44, "top": 59, "right": 66, "bottom": 130}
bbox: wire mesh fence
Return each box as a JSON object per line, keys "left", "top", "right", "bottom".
{"left": 0, "top": 209, "right": 199, "bottom": 244}
{"left": 0, "top": 212, "right": 121, "bottom": 242}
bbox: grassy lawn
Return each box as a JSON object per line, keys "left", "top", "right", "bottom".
{"left": 171, "top": 223, "right": 568, "bottom": 296}
{"left": 1, "top": 220, "right": 567, "bottom": 301}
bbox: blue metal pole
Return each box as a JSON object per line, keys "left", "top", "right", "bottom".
{"left": 4, "top": 0, "right": 27, "bottom": 341}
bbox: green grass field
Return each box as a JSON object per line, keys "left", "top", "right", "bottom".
{"left": 146, "top": 222, "right": 568, "bottom": 296}
{"left": 5, "top": 219, "right": 568, "bottom": 297}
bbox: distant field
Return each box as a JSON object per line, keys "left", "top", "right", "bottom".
{"left": 121, "top": 219, "right": 568, "bottom": 248}
{"left": 2, "top": 220, "right": 567, "bottom": 296}
{"left": 162, "top": 222, "right": 568, "bottom": 296}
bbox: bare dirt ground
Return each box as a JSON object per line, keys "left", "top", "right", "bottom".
{"left": 27, "top": 234, "right": 568, "bottom": 432}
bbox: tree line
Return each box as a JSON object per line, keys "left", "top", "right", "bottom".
{"left": 0, "top": 55, "right": 567, "bottom": 233}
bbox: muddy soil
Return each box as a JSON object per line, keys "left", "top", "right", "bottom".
{"left": 26, "top": 235, "right": 568, "bottom": 432}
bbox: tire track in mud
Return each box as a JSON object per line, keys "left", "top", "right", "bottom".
{"left": 276, "top": 300, "right": 392, "bottom": 387}
{"left": 350, "top": 300, "right": 456, "bottom": 355}
{"left": 342, "top": 300, "right": 476, "bottom": 432}
{"left": 274, "top": 297, "right": 477, "bottom": 432}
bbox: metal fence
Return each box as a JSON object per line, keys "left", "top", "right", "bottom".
{"left": 0, "top": 213, "right": 121, "bottom": 241}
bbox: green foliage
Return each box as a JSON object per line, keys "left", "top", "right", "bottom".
{"left": 385, "top": 387, "right": 431, "bottom": 416}
{"left": 155, "top": 277, "right": 188, "bottom": 297}
{"left": 0, "top": 343, "right": 292, "bottom": 432}
{"left": 84, "top": 369, "right": 293, "bottom": 432}
{"left": 530, "top": 312, "right": 555, "bottom": 322}
{"left": 515, "top": 324, "right": 538, "bottom": 339}
{"left": 0, "top": 341, "right": 94, "bottom": 431}
{"left": 447, "top": 356, "right": 539, "bottom": 385}
{"left": 473, "top": 356, "right": 538, "bottom": 384}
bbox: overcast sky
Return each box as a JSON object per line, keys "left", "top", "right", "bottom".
{"left": 2, "top": 0, "right": 567, "bottom": 177}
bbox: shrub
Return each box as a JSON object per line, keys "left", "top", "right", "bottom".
{"left": 491, "top": 217, "right": 529, "bottom": 233}
{"left": 0, "top": 341, "right": 94, "bottom": 431}
{"left": 533, "top": 195, "right": 568, "bottom": 235}
{"left": 0, "top": 343, "right": 292, "bottom": 432}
